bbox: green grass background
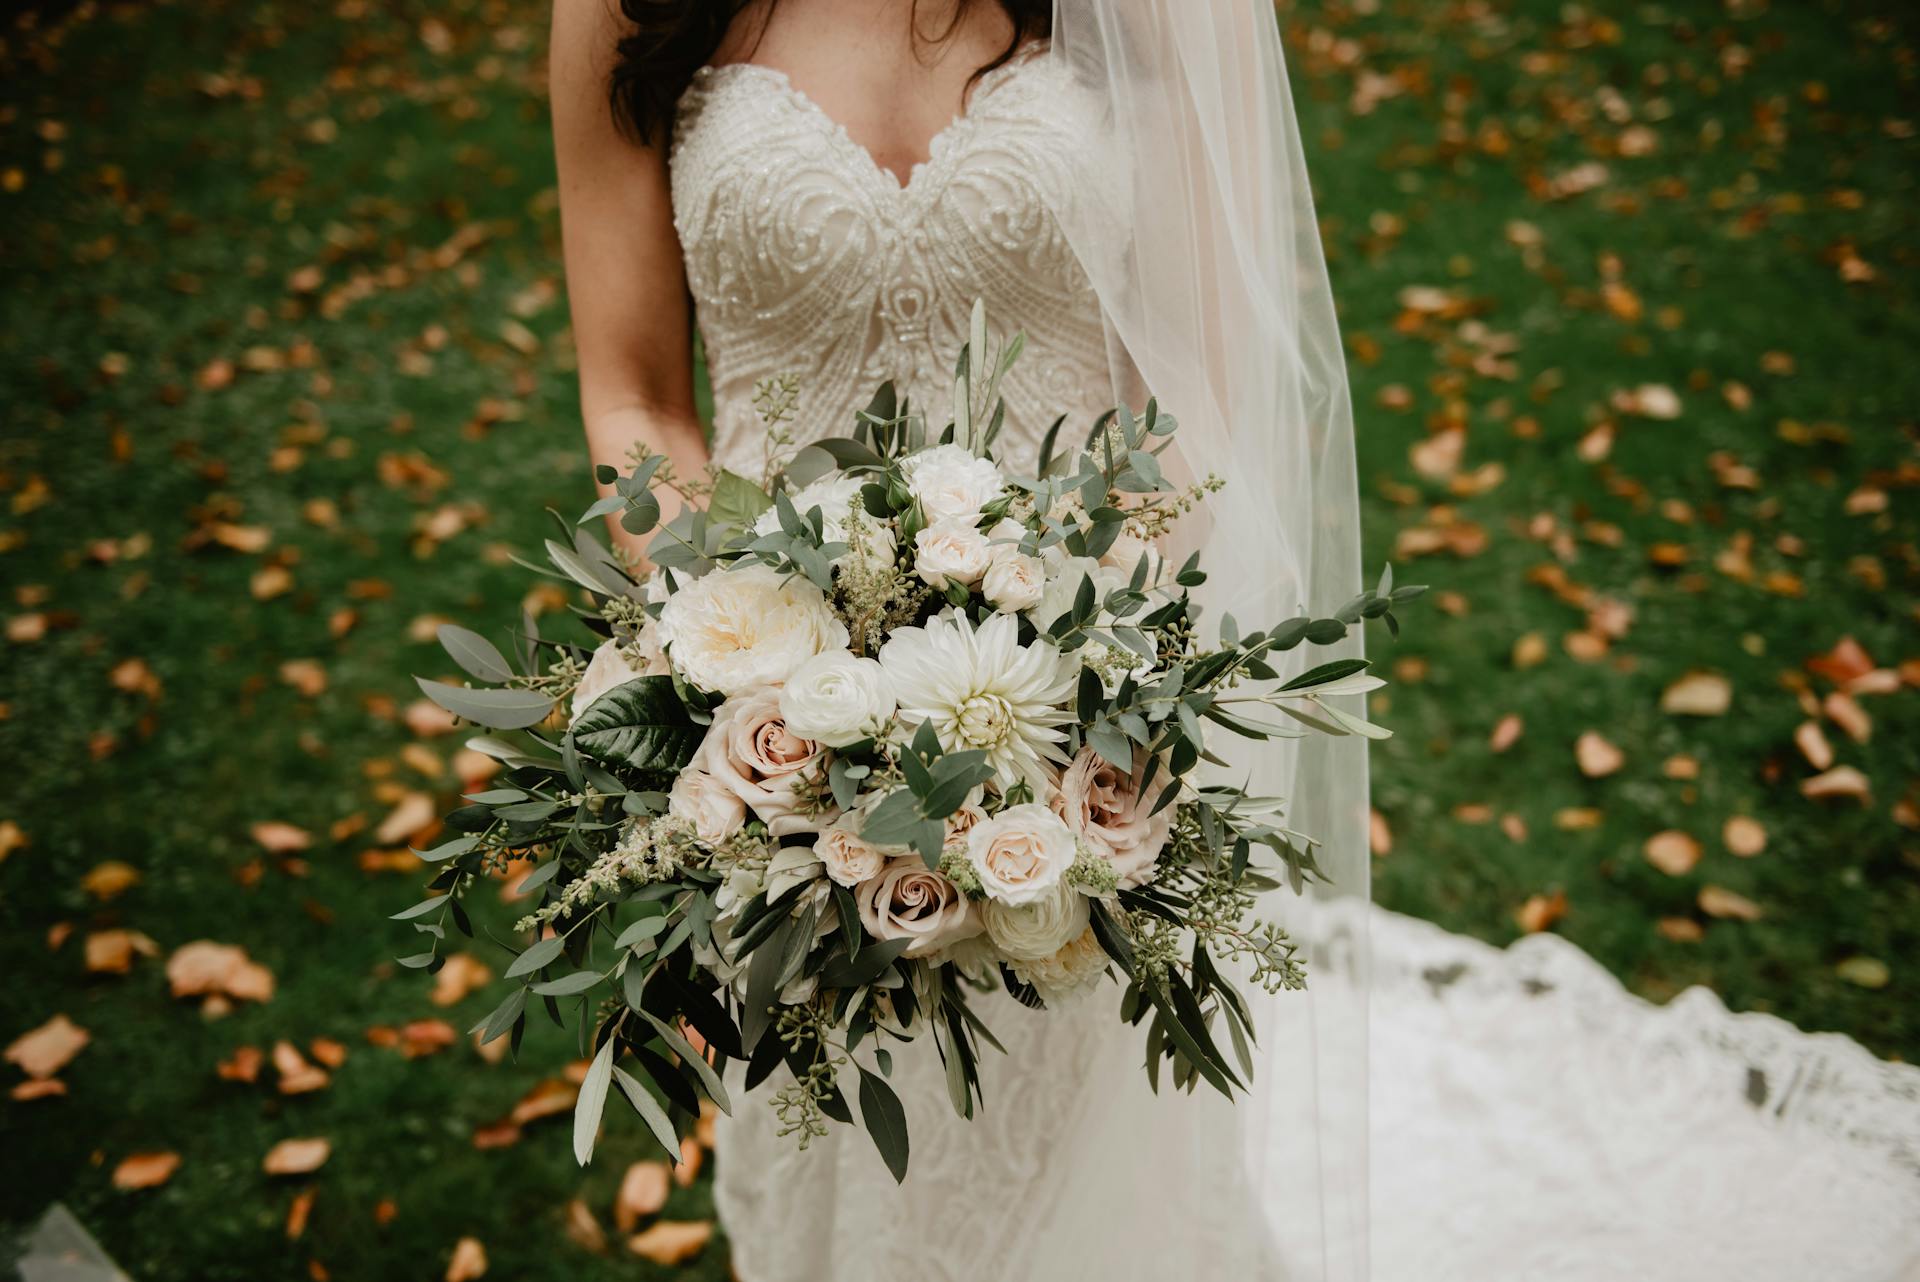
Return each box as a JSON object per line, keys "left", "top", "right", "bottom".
{"left": 1, "top": 0, "right": 1915, "bottom": 1277}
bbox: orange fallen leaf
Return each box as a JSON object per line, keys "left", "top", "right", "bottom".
{"left": 81, "top": 860, "right": 141, "bottom": 900}
{"left": 1367, "top": 809, "right": 1392, "bottom": 857}
{"left": 399, "top": 1019, "right": 458, "bottom": 1059}
{"left": 112, "top": 1151, "right": 181, "bottom": 1191}
{"left": 274, "top": 1040, "right": 330, "bottom": 1095}
{"left": 1659, "top": 672, "right": 1730, "bottom": 717}
{"left": 250, "top": 822, "right": 313, "bottom": 854}
{"left": 1698, "top": 886, "right": 1763, "bottom": 921}
{"left": 616, "top": 1161, "right": 670, "bottom": 1231}
{"left": 1515, "top": 891, "right": 1568, "bottom": 934}
{"left": 1656, "top": 917, "right": 1704, "bottom": 943}
{"left": 1793, "top": 721, "right": 1834, "bottom": 770}
{"left": 1806, "top": 637, "right": 1874, "bottom": 686}
{"left": 167, "top": 941, "right": 276, "bottom": 1004}
{"left": 263, "top": 1137, "right": 331, "bottom": 1176}
{"left": 309, "top": 1037, "right": 348, "bottom": 1069}
{"left": 404, "top": 699, "right": 460, "bottom": 738}
{"left": 1574, "top": 731, "right": 1624, "bottom": 778}
{"left": 1801, "top": 766, "right": 1871, "bottom": 803}
{"left": 431, "top": 954, "right": 492, "bottom": 1007}
{"left": 1643, "top": 830, "right": 1701, "bottom": 876}
{"left": 286, "top": 1187, "right": 316, "bottom": 1239}
{"left": 1488, "top": 714, "right": 1523, "bottom": 753}
{"left": 510, "top": 1078, "right": 578, "bottom": 1125}
{"left": 673, "top": 1135, "right": 702, "bottom": 1187}
{"left": 85, "top": 929, "right": 159, "bottom": 975}
{"left": 445, "top": 1237, "right": 488, "bottom": 1282}
{"left": 1723, "top": 816, "right": 1767, "bottom": 857}
{"left": 218, "top": 1045, "right": 264, "bottom": 1082}
{"left": 565, "top": 1199, "right": 608, "bottom": 1253}
{"left": 12, "top": 1078, "right": 68, "bottom": 1101}
{"left": 626, "top": 1221, "right": 712, "bottom": 1266}
{"left": 279, "top": 660, "right": 328, "bottom": 698}
{"left": 374, "top": 792, "right": 437, "bottom": 845}
{"left": 5, "top": 1013, "right": 90, "bottom": 1079}
{"left": 251, "top": 565, "right": 294, "bottom": 601}
{"left": 1822, "top": 691, "right": 1871, "bottom": 743}
{"left": 0, "top": 820, "right": 26, "bottom": 863}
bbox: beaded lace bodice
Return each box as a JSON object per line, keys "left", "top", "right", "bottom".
{"left": 670, "top": 52, "right": 1114, "bottom": 476}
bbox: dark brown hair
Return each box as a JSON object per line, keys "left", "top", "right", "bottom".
{"left": 608, "top": 0, "right": 1051, "bottom": 144}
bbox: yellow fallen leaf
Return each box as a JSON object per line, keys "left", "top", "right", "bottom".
{"left": 112, "top": 1151, "right": 181, "bottom": 1191}
{"left": 81, "top": 860, "right": 141, "bottom": 900}
{"left": 166, "top": 941, "right": 275, "bottom": 1003}
{"left": 250, "top": 822, "right": 312, "bottom": 854}
{"left": 626, "top": 1221, "right": 712, "bottom": 1266}
{"left": 0, "top": 819, "right": 26, "bottom": 863}
{"left": 262, "top": 1137, "right": 331, "bottom": 1176}
{"left": 565, "top": 1199, "right": 608, "bottom": 1253}
{"left": 5, "top": 1013, "right": 90, "bottom": 1079}
{"left": 1801, "top": 766, "right": 1871, "bottom": 803}
{"left": 1835, "top": 957, "right": 1890, "bottom": 989}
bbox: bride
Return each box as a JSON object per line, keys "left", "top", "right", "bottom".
{"left": 549, "top": 2, "right": 1920, "bottom": 1280}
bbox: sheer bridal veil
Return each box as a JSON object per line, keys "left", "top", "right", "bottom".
{"left": 1045, "top": 2, "right": 1370, "bottom": 1277}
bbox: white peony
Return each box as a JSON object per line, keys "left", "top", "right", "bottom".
{"left": 913, "top": 519, "right": 993, "bottom": 590}
{"left": 965, "top": 803, "right": 1077, "bottom": 906}
{"left": 778, "top": 650, "right": 895, "bottom": 748}
{"left": 667, "top": 769, "right": 746, "bottom": 843}
{"left": 810, "top": 821, "right": 886, "bottom": 888}
{"left": 878, "top": 610, "right": 1074, "bottom": 792}
{"left": 981, "top": 878, "right": 1090, "bottom": 962}
{"left": 656, "top": 562, "right": 849, "bottom": 696}
{"left": 901, "top": 444, "right": 1006, "bottom": 523}
{"left": 754, "top": 474, "right": 866, "bottom": 543}
{"left": 1011, "top": 925, "right": 1108, "bottom": 1003}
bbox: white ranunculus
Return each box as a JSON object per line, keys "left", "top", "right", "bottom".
{"left": 569, "top": 639, "right": 644, "bottom": 726}
{"left": 965, "top": 802, "right": 1077, "bottom": 905}
{"left": 982, "top": 878, "right": 1091, "bottom": 962}
{"left": 667, "top": 769, "right": 746, "bottom": 843}
{"left": 755, "top": 474, "right": 866, "bottom": 543}
{"left": 879, "top": 610, "right": 1074, "bottom": 792}
{"left": 855, "top": 858, "right": 983, "bottom": 959}
{"left": 810, "top": 821, "right": 886, "bottom": 888}
{"left": 778, "top": 650, "right": 895, "bottom": 748}
{"left": 1011, "top": 925, "right": 1108, "bottom": 1002}
{"left": 656, "top": 562, "right": 849, "bottom": 696}
{"left": 901, "top": 444, "right": 1006, "bottom": 523}
{"left": 913, "top": 519, "right": 993, "bottom": 590}
{"left": 697, "top": 688, "right": 829, "bottom": 836}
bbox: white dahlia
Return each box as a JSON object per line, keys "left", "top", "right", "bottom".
{"left": 878, "top": 610, "right": 1074, "bottom": 791}
{"left": 656, "top": 562, "right": 849, "bottom": 696}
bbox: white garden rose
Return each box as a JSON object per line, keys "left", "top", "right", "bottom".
{"left": 901, "top": 444, "right": 1006, "bottom": 523}
{"left": 656, "top": 562, "right": 849, "bottom": 696}
{"left": 1011, "top": 924, "right": 1107, "bottom": 1002}
{"left": 667, "top": 769, "right": 746, "bottom": 843}
{"left": 981, "top": 549, "right": 1045, "bottom": 612}
{"left": 569, "top": 639, "right": 643, "bottom": 726}
{"left": 965, "top": 802, "right": 1076, "bottom": 906}
{"left": 697, "top": 688, "right": 829, "bottom": 836}
{"left": 754, "top": 474, "right": 865, "bottom": 543}
{"left": 810, "top": 821, "right": 886, "bottom": 888}
{"left": 913, "top": 519, "right": 993, "bottom": 590}
{"left": 855, "top": 858, "right": 982, "bottom": 958}
{"left": 982, "top": 878, "right": 1090, "bottom": 962}
{"left": 778, "top": 650, "right": 895, "bottom": 747}
{"left": 1052, "top": 746, "right": 1171, "bottom": 889}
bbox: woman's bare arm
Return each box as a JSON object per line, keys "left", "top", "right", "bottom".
{"left": 550, "top": 0, "right": 707, "bottom": 564}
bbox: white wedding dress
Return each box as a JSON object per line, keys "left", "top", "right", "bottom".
{"left": 667, "top": 48, "right": 1920, "bottom": 1282}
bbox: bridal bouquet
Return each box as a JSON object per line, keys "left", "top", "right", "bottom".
{"left": 401, "top": 311, "right": 1419, "bottom": 1181}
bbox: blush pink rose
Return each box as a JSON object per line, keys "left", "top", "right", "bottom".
{"left": 854, "top": 858, "right": 982, "bottom": 959}
{"left": 697, "top": 689, "right": 830, "bottom": 836}
{"left": 1051, "top": 747, "right": 1171, "bottom": 889}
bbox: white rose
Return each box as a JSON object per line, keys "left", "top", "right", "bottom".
{"left": 697, "top": 688, "right": 829, "bottom": 836}
{"left": 982, "top": 551, "right": 1044, "bottom": 612}
{"left": 811, "top": 821, "right": 886, "bottom": 888}
{"left": 779, "top": 650, "right": 895, "bottom": 747}
{"left": 1099, "top": 532, "right": 1166, "bottom": 586}
{"left": 1035, "top": 553, "right": 1116, "bottom": 633}
{"left": 1011, "top": 925, "right": 1108, "bottom": 1002}
{"left": 668, "top": 769, "right": 746, "bottom": 843}
{"left": 982, "top": 878, "right": 1091, "bottom": 962}
{"left": 569, "top": 639, "right": 644, "bottom": 726}
{"left": 965, "top": 803, "right": 1077, "bottom": 906}
{"left": 855, "top": 858, "right": 983, "bottom": 958}
{"left": 914, "top": 519, "right": 993, "bottom": 590}
{"left": 754, "top": 474, "right": 866, "bottom": 543}
{"left": 901, "top": 444, "right": 1006, "bottom": 523}
{"left": 656, "top": 562, "right": 849, "bottom": 696}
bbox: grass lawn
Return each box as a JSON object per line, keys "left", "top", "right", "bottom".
{"left": 1, "top": 0, "right": 1914, "bottom": 1278}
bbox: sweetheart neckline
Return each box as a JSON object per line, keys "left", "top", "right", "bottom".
{"left": 685, "top": 53, "right": 1044, "bottom": 198}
